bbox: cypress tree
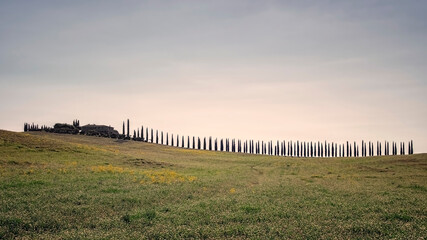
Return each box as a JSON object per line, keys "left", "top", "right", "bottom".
{"left": 187, "top": 136, "right": 190, "bottom": 148}
{"left": 146, "top": 128, "right": 149, "bottom": 142}
{"left": 182, "top": 135, "right": 184, "bottom": 148}
{"left": 176, "top": 135, "right": 179, "bottom": 147}
{"left": 133, "top": 130, "right": 136, "bottom": 139}
{"left": 283, "top": 141, "right": 286, "bottom": 156}
{"left": 386, "top": 141, "right": 388, "bottom": 155}
{"left": 166, "top": 133, "right": 169, "bottom": 145}
{"left": 347, "top": 141, "right": 349, "bottom": 157}
{"left": 127, "top": 119, "right": 130, "bottom": 138}
{"left": 314, "top": 142, "right": 316, "bottom": 157}
{"left": 368, "top": 142, "right": 370, "bottom": 156}
{"left": 151, "top": 129, "right": 153, "bottom": 143}
{"left": 193, "top": 136, "right": 195, "bottom": 149}
{"left": 215, "top": 138, "right": 218, "bottom": 151}
{"left": 265, "top": 142, "right": 267, "bottom": 155}
{"left": 303, "top": 142, "right": 306, "bottom": 157}
{"left": 394, "top": 142, "right": 399, "bottom": 155}
{"left": 296, "top": 141, "right": 298, "bottom": 157}
{"left": 156, "top": 130, "right": 158, "bottom": 144}
{"left": 362, "top": 140, "right": 364, "bottom": 156}
{"left": 295, "top": 141, "right": 298, "bottom": 157}
{"left": 320, "top": 141, "right": 322, "bottom": 157}
{"left": 260, "top": 141, "right": 263, "bottom": 155}
{"left": 392, "top": 142, "right": 394, "bottom": 155}
{"left": 171, "top": 134, "right": 174, "bottom": 147}
{"left": 122, "top": 122, "right": 125, "bottom": 135}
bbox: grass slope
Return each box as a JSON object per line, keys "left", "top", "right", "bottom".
{"left": 0, "top": 130, "right": 426, "bottom": 239}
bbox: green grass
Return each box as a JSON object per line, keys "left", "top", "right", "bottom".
{"left": 0, "top": 130, "right": 426, "bottom": 239}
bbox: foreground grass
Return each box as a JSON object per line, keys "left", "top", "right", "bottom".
{"left": 0, "top": 130, "right": 426, "bottom": 239}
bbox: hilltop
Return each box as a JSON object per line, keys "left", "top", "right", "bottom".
{"left": 0, "top": 130, "right": 426, "bottom": 239}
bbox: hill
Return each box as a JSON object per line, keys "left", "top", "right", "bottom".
{"left": 0, "top": 130, "right": 426, "bottom": 239}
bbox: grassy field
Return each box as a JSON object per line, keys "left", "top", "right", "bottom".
{"left": 0, "top": 130, "right": 426, "bottom": 239}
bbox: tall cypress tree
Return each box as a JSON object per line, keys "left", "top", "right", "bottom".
{"left": 122, "top": 122, "right": 125, "bottom": 135}
{"left": 161, "top": 131, "right": 163, "bottom": 144}
{"left": 260, "top": 141, "right": 263, "bottom": 155}
{"left": 127, "top": 119, "right": 130, "bottom": 138}
{"left": 146, "top": 128, "right": 149, "bottom": 142}
{"left": 362, "top": 140, "right": 364, "bottom": 156}
{"left": 166, "top": 133, "right": 169, "bottom": 145}
{"left": 171, "top": 134, "right": 174, "bottom": 147}
{"left": 177, "top": 135, "right": 179, "bottom": 148}
{"left": 151, "top": 129, "right": 153, "bottom": 143}
{"left": 156, "top": 130, "right": 158, "bottom": 144}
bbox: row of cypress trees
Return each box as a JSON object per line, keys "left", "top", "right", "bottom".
{"left": 123, "top": 119, "right": 414, "bottom": 157}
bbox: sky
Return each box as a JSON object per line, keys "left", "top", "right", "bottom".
{"left": 1, "top": 0, "right": 426, "bottom": 153}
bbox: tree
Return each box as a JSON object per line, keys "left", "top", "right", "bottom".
{"left": 171, "top": 134, "right": 174, "bottom": 147}
{"left": 176, "top": 134, "right": 179, "bottom": 147}
{"left": 151, "top": 129, "right": 153, "bottom": 143}
{"left": 127, "top": 119, "right": 130, "bottom": 138}
{"left": 146, "top": 128, "right": 149, "bottom": 142}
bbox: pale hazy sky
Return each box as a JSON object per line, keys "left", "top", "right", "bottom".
{"left": 1, "top": 1, "right": 426, "bottom": 152}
